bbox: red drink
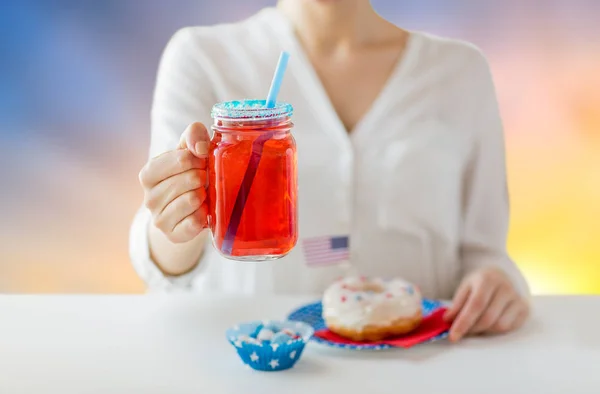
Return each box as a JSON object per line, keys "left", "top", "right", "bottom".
{"left": 208, "top": 100, "right": 297, "bottom": 260}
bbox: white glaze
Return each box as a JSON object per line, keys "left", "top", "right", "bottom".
{"left": 322, "top": 276, "right": 422, "bottom": 330}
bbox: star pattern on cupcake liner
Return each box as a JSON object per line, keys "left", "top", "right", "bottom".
{"left": 226, "top": 320, "right": 313, "bottom": 371}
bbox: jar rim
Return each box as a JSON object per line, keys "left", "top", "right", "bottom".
{"left": 211, "top": 99, "right": 293, "bottom": 120}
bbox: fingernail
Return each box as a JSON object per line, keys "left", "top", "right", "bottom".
{"left": 195, "top": 142, "right": 208, "bottom": 157}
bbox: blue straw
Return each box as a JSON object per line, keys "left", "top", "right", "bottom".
{"left": 266, "top": 51, "right": 290, "bottom": 108}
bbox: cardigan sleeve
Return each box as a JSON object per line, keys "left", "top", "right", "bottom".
{"left": 459, "top": 50, "right": 530, "bottom": 297}
{"left": 129, "top": 27, "right": 216, "bottom": 291}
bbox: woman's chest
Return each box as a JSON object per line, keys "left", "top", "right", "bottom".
{"left": 294, "top": 104, "right": 473, "bottom": 231}
{"left": 359, "top": 116, "right": 471, "bottom": 234}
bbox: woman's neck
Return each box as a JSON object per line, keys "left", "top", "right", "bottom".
{"left": 277, "top": 0, "right": 391, "bottom": 53}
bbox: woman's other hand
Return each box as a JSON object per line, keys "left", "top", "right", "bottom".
{"left": 443, "top": 266, "right": 530, "bottom": 342}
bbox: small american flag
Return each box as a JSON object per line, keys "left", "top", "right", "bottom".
{"left": 302, "top": 235, "right": 350, "bottom": 267}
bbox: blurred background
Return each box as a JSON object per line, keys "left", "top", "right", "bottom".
{"left": 0, "top": 0, "right": 598, "bottom": 294}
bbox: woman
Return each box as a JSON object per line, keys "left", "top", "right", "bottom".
{"left": 130, "top": 0, "right": 530, "bottom": 342}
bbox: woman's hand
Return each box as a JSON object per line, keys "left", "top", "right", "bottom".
{"left": 139, "top": 122, "right": 210, "bottom": 244}
{"left": 444, "top": 266, "right": 530, "bottom": 342}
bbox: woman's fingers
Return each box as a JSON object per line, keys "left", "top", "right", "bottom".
{"left": 490, "top": 300, "right": 526, "bottom": 333}
{"left": 471, "top": 285, "right": 513, "bottom": 334}
{"left": 144, "top": 169, "right": 207, "bottom": 215}
{"left": 449, "top": 280, "right": 497, "bottom": 342}
{"left": 139, "top": 149, "right": 206, "bottom": 189}
{"left": 446, "top": 268, "right": 530, "bottom": 341}
{"left": 444, "top": 283, "right": 471, "bottom": 322}
{"left": 511, "top": 307, "right": 529, "bottom": 331}
{"left": 178, "top": 122, "right": 210, "bottom": 157}
{"left": 170, "top": 204, "right": 209, "bottom": 243}
{"left": 137, "top": 122, "right": 211, "bottom": 245}
{"left": 153, "top": 188, "right": 206, "bottom": 236}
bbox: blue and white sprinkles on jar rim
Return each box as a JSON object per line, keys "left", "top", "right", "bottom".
{"left": 226, "top": 320, "right": 314, "bottom": 371}
{"left": 211, "top": 99, "right": 293, "bottom": 120}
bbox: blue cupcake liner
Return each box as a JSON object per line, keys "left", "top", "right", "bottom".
{"left": 226, "top": 320, "right": 314, "bottom": 371}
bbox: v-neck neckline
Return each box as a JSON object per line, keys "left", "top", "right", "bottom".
{"left": 263, "top": 7, "right": 422, "bottom": 146}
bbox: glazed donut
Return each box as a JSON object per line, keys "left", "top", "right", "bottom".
{"left": 322, "top": 276, "right": 422, "bottom": 342}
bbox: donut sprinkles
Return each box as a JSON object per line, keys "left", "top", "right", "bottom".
{"left": 322, "top": 276, "right": 423, "bottom": 342}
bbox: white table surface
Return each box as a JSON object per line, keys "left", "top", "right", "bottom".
{"left": 0, "top": 295, "right": 599, "bottom": 394}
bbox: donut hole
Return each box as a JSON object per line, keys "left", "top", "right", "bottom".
{"left": 362, "top": 282, "right": 385, "bottom": 293}
{"left": 341, "top": 278, "right": 386, "bottom": 295}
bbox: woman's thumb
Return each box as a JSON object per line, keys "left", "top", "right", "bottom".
{"left": 178, "top": 122, "right": 210, "bottom": 157}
